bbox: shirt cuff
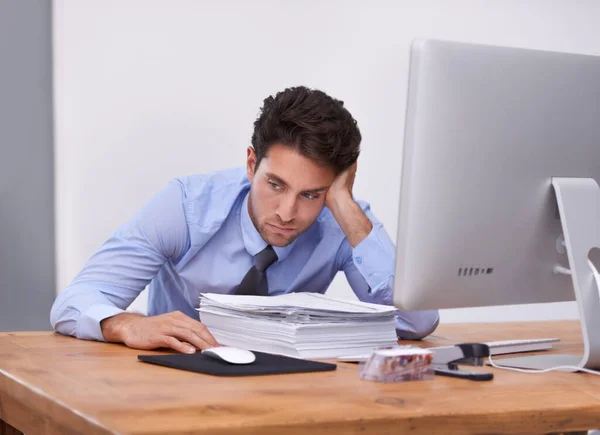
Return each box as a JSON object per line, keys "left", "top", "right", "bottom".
{"left": 352, "top": 225, "right": 395, "bottom": 290}
{"left": 77, "top": 304, "right": 125, "bottom": 342}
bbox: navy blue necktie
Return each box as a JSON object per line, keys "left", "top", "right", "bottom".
{"left": 235, "top": 245, "right": 278, "bottom": 296}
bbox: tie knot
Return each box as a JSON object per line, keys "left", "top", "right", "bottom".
{"left": 255, "top": 245, "right": 278, "bottom": 272}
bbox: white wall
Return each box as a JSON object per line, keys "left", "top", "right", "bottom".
{"left": 53, "top": 0, "right": 600, "bottom": 323}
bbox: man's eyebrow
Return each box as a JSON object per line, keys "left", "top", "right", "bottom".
{"left": 303, "top": 185, "right": 330, "bottom": 193}
{"left": 266, "top": 173, "right": 289, "bottom": 188}
{"left": 265, "top": 173, "right": 329, "bottom": 193}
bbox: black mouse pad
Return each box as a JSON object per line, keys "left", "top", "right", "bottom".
{"left": 137, "top": 351, "right": 337, "bottom": 376}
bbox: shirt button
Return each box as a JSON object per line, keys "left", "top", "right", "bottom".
{"left": 355, "top": 257, "right": 363, "bottom": 264}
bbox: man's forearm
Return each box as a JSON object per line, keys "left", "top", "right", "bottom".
{"left": 328, "top": 194, "right": 373, "bottom": 248}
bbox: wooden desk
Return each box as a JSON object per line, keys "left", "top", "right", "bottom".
{"left": 1, "top": 321, "right": 599, "bottom": 434}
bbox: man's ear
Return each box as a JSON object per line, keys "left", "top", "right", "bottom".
{"left": 246, "top": 146, "right": 257, "bottom": 182}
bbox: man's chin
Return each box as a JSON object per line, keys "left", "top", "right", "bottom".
{"left": 261, "top": 228, "right": 298, "bottom": 247}
{"left": 268, "top": 235, "right": 297, "bottom": 248}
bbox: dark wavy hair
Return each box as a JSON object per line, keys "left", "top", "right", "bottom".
{"left": 251, "top": 86, "right": 361, "bottom": 174}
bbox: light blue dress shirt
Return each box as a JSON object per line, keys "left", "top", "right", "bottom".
{"left": 51, "top": 167, "right": 438, "bottom": 342}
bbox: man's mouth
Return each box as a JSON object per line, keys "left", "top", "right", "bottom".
{"left": 268, "top": 223, "right": 296, "bottom": 233}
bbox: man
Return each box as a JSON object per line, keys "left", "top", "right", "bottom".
{"left": 51, "top": 86, "right": 439, "bottom": 353}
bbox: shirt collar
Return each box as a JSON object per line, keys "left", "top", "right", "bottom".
{"left": 240, "top": 191, "right": 297, "bottom": 262}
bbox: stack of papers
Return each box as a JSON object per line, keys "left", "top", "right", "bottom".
{"left": 198, "top": 292, "right": 398, "bottom": 359}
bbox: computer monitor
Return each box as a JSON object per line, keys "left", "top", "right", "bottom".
{"left": 393, "top": 39, "right": 600, "bottom": 370}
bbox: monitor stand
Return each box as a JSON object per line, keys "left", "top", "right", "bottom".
{"left": 492, "top": 177, "right": 600, "bottom": 372}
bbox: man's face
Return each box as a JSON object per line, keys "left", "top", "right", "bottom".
{"left": 246, "top": 144, "right": 335, "bottom": 247}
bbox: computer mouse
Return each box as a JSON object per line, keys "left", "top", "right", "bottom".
{"left": 201, "top": 346, "right": 256, "bottom": 364}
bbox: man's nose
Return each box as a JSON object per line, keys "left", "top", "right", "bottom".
{"left": 276, "top": 194, "right": 297, "bottom": 223}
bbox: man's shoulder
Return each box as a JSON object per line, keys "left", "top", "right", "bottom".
{"left": 172, "top": 167, "right": 249, "bottom": 226}
{"left": 175, "top": 167, "right": 249, "bottom": 197}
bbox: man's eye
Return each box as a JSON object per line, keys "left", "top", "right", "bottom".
{"left": 268, "top": 181, "right": 281, "bottom": 190}
{"left": 302, "top": 192, "right": 319, "bottom": 200}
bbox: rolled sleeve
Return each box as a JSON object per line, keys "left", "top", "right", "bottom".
{"left": 77, "top": 304, "right": 126, "bottom": 342}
